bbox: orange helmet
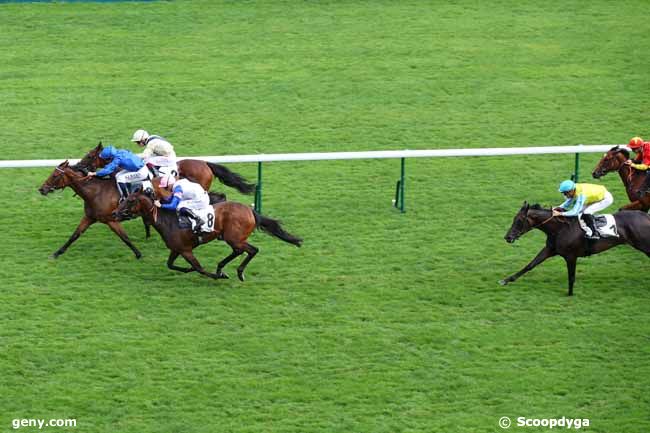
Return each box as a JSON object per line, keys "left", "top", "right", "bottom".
{"left": 629, "top": 136, "right": 644, "bottom": 149}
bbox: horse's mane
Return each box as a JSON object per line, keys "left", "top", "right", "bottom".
{"left": 610, "top": 145, "right": 630, "bottom": 159}
{"left": 529, "top": 203, "right": 550, "bottom": 211}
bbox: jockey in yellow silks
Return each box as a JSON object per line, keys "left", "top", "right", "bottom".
{"left": 552, "top": 180, "right": 613, "bottom": 239}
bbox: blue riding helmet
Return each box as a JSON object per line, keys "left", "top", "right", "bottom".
{"left": 99, "top": 146, "right": 117, "bottom": 159}
{"left": 558, "top": 180, "right": 576, "bottom": 193}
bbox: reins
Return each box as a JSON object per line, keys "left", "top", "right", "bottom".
{"left": 530, "top": 214, "right": 555, "bottom": 229}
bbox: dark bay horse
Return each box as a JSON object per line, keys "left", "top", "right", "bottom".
{"left": 592, "top": 146, "right": 650, "bottom": 212}
{"left": 38, "top": 160, "right": 142, "bottom": 259}
{"left": 501, "top": 202, "right": 650, "bottom": 295}
{"left": 113, "top": 185, "right": 302, "bottom": 281}
{"left": 78, "top": 143, "right": 255, "bottom": 194}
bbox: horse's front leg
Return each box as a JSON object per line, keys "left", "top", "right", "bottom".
{"left": 106, "top": 221, "right": 142, "bottom": 259}
{"left": 620, "top": 200, "right": 645, "bottom": 211}
{"left": 499, "top": 246, "right": 554, "bottom": 286}
{"left": 143, "top": 220, "right": 152, "bottom": 239}
{"left": 180, "top": 250, "right": 219, "bottom": 279}
{"left": 166, "top": 251, "right": 195, "bottom": 273}
{"left": 564, "top": 255, "right": 577, "bottom": 296}
{"left": 51, "top": 215, "right": 95, "bottom": 259}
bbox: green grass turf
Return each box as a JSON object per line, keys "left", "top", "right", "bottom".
{"left": 1, "top": 1, "right": 650, "bottom": 432}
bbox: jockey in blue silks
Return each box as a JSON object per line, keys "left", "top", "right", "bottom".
{"left": 87, "top": 146, "right": 150, "bottom": 201}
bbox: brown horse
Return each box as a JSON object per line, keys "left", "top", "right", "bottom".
{"left": 113, "top": 182, "right": 302, "bottom": 281}
{"left": 78, "top": 143, "right": 255, "bottom": 194}
{"left": 38, "top": 160, "right": 143, "bottom": 259}
{"left": 592, "top": 146, "right": 650, "bottom": 212}
{"left": 501, "top": 202, "right": 650, "bottom": 295}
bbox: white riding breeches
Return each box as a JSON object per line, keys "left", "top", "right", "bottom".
{"left": 146, "top": 156, "right": 178, "bottom": 176}
{"left": 582, "top": 191, "right": 614, "bottom": 215}
{"left": 178, "top": 193, "right": 210, "bottom": 212}
{"left": 115, "top": 166, "right": 150, "bottom": 183}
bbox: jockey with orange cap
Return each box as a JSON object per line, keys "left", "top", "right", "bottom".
{"left": 625, "top": 136, "right": 650, "bottom": 195}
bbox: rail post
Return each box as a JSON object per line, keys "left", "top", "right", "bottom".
{"left": 254, "top": 161, "right": 263, "bottom": 213}
{"left": 393, "top": 157, "right": 405, "bottom": 213}
{"left": 571, "top": 152, "right": 580, "bottom": 182}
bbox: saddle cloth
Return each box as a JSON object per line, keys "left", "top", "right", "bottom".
{"left": 178, "top": 206, "right": 215, "bottom": 234}
{"left": 579, "top": 214, "right": 619, "bottom": 238}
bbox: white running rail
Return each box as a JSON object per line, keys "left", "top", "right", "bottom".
{"left": 0, "top": 144, "right": 619, "bottom": 168}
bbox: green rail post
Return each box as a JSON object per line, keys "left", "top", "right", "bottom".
{"left": 399, "top": 157, "right": 405, "bottom": 213}
{"left": 254, "top": 161, "right": 262, "bottom": 213}
{"left": 572, "top": 152, "right": 580, "bottom": 182}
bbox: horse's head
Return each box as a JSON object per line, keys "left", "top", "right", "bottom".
{"left": 75, "top": 142, "right": 105, "bottom": 172}
{"left": 504, "top": 201, "right": 531, "bottom": 243}
{"left": 592, "top": 146, "right": 630, "bottom": 179}
{"left": 113, "top": 187, "right": 152, "bottom": 221}
{"left": 39, "top": 160, "right": 75, "bottom": 195}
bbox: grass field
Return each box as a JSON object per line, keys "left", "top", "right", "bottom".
{"left": 1, "top": 1, "right": 650, "bottom": 432}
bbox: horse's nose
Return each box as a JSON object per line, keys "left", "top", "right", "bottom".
{"left": 592, "top": 170, "right": 601, "bottom": 179}
{"left": 38, "top": 186, "right": 48, "bottom": 195}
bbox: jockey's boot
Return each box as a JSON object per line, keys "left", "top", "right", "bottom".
{"left": 637, "top": 172, "right": 650, "bottom": 196}
{"left": 582, "top": 214, "right": 600, "bottom": 240}
{"left": 182, "top": 209, "right": 206, "bottom": 234}
{"left": 117, "top": 182, "right": 129, "bottom": 203}
{"left": 146, "top": 163, "right": 161, "bottom": 177}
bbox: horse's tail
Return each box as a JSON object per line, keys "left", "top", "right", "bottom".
{"left": 253, "top": 210, "right": 302, "bottom": 247}
{"left": 206, "top": 162, "right": 256, "bottom": 195}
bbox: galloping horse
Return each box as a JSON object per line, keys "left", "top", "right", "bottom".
{"left": 38, "top": 160, "right": 143, "bottom": 259}
{"left": 78, "top": 143, "right": 255, "bottom": 194}
{"left": 113, "top": 182, "right": 302, "bottom": 281}
{"left": 501, "top": 202, "right": 650, "bottom": 295}
{"left": 592, "top": 146, "right": 650, "bottom": 212}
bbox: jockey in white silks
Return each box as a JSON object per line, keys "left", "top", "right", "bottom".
{"left": 155, "top": 174, "right": 211, "bottom": 233}
{"left": 132, "top": 129, "right": 178, "bottom": 177}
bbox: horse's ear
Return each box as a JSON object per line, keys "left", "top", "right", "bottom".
{"left": 97, "top": 142, "right": 103, "bottom": 150}
{"left": 522, "top": 201, "right": 529, "bottom": 209}
{"left": 61, "top": 160, "right": 70, "bottom": 167}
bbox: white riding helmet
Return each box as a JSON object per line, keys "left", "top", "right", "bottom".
{"left": 131, "top": 129, "right": 150, "bottom": 143}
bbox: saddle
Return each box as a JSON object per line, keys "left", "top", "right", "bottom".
{"left": 579, "top": 214, "right": 619, "bottom": 238}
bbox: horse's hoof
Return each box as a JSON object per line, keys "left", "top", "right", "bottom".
{"left": 218, "top": 272, "right": 229, "bottom": 279}
{"left": 498, "top": 279, "right": 508, "bottom": 286}
{"left": 135, "top": 253, "right": 142, "bottom": 260}
{"left": 49, "top": 253, "right": 60, "bottom": 260}
{"left": 237, "top": 270, "right": 245, "bottom": 282}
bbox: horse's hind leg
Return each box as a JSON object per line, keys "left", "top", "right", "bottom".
{"left": 237, "top": 243, "right": 259, "bottom": 282}
{"left": 106, "top": 221, "right": 142, "bottom": 259}
{"left": 51, "top": 215, "right": 95, "bottom": 259}
{"left": 215, "top": 249, "right": 243, "bottom": 279}
{"left": 180, "top": 251, "right": 219, "bottom": 279}
{"left": 167, "top": 251, "right": 195, "bottom": 273}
